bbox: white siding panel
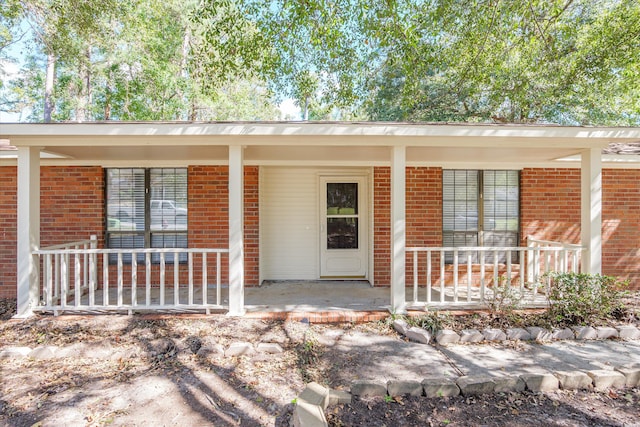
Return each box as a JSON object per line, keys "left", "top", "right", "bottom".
{"left": 261, "top": 167, "right": 319, "bottom": 280}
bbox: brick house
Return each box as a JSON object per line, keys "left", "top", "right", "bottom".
{"left": 1, "top": 122, "right": 639, "bottom": 317}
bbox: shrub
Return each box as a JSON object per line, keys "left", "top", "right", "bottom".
{"left": 407, "top": 311, "right": 453, "bottom": 334}
{"left": 485, "top": 277, "right": 522, "bottom": 316}
{"left": 545, "top": 272, "right": 628, "bottom": 326}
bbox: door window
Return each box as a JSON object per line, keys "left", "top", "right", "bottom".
{"left": 326, "top": 182, "right": 358, "bottom": 249}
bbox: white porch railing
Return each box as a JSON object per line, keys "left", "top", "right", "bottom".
{"left": 407, "top": 237, "right": 583, "bottom": 308}
{"left": 34, "top": 236, "right": 229, "bottom": 314}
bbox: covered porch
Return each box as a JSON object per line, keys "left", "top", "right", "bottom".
{"left": 29, "top": 236, "right": 576, "bottom": 315}
{"left": 3, "top": 122, "right": 638, "bottom": 317}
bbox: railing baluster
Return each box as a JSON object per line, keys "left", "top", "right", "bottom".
{"left": 160, "top": 253, "right": 165, "bottom": 306}
{"left": 83, "top": 243, "right": 88, "bottom": 290}
{"left": 506, "top": 250, "right": 512, "bottom": 289}
{"left": 117, "top": 253, "right": 123, "bottom": 307}
{"left": 440, "top": 252, "right": 445, "bottom": 303}
{"left": 519, "top": 249, "right": 525, "bottom": 298}
{"left": 466, "top": 252, "right": 472, "bottom": 303}
{"left": 534, "top": 247, "right": 540, "bottom": 285}
{"left": 45, "top": 254, "right": 53, "bottom": 307}
{"left": 493, "top": 250, "right": 499, "bottom": 287}
{"left": 216, "top": 252, "right": 222, "bottom": 306}
{"left": 188, "top": 252, "right": 194, "bottom": 306}
{"left": 480, "top": 250, "right": 486, "bottom": 302}
{"left": 54, "top": 253, "right": 60, "bottom": 299}
{"left": 453, "top": 249, "right": 459, "bottom": 302}
{"left": 145, "top": 253, "right": 151, "bottom": 307}
{"left": 202, "top": 253, "right": 208, "bottom": 306}
{"left": 544, "top": 250, "right": 551, "bottom": 275}
{"left": 65, "top": 253, "right": 70, "bottom": 304}
{"left": 426, "top": 250, "right": 432, "bottom": 304}
{"left": 75, "top": 252, "right": 81, "bottom": 307}
{"left": 131, "top": 253, "right": 137, "bottom": 307}
{"left": 413, "top": 251, "right": 418, "bottom": 304}
{"left": 174, "top": 252, "right": 180, "bottom": 305}
{"left": 60, "top": 254, "right": 69, "bottom": 308}
{"left": 103, "top": 253, "right": 109, "bottom": 306}
{"left": 89, "top": 249, "right": 96, "bottom": 307}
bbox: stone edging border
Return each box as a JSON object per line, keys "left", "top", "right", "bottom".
{"left": 293, "top": 365, "right": 640, "bottom": 427}
{"left": 292, "top": 320, "right": 640, "bottom": 426}
{"left": 392, "top": 319, "right": 640, "bottom": 345}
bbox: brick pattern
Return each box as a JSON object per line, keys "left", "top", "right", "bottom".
{"left": 244, "top": 166, "right": 260, "bottom": 286}
{"left": 0, "top": 167, "right": 17, "bottom": 298}
{"left": 373, "top": 167, "right": 391, "bottom": 286}
{"left": 0, "top": 167, "right": 104, "bottom": 298}
{"left": 406, "top": 167, "right": 443, "bottom": 286}
{"left": 187, "top": 165, "right": 260, "bottom": 287}
{"left": 521, "top": 168, "right": 640, "bottom": 289}
{"left": 602, "top": 169, "right": 640, "bottom": 288}
{"left": 520, "top": 168, "right": 582, "bottom": 244}
{"left": 40, "top": 167, "right": 105, "bottom": 248}
{"left": 373, "top": 167, "right": 443, "bottom": 287}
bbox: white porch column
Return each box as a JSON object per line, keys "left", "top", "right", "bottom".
{"left": 580, "top": 148, "right": 602, "bottom": 275}
{"left": 390, "top": 146, "right": 407, "bottom": 313}
{"left": 16, "top": 146, "right": 41, "bottom": 317}
{"left": 228, "top": 145, "right": 245, "bottom": 316}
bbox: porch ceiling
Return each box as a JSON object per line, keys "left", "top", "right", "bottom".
{"left": 2, "top": 122, "right": 639, "bottom": 167}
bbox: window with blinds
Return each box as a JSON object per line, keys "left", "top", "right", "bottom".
{"left": 443, "top": 170, "right": 519, "bottom": 263}
{"left": 106, "top": 168, "right": 188, "bottom": 262}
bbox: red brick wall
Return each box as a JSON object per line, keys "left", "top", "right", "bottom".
{"left": 244, "top": 166, "right": 260, "bottom": 286}
{"left": 0, "top": 166, "right": 104, "bottom": 298}
{"left": 186, "top": 165, "right": 259, "bottom": 286}
{"left": 0, "top": 167, "right": 17, "bottom": 298}
{"left": 40, "top": 166, "right": 105, "bottom": 247}
{"left": 521, "top": 168, "right": 640, "bottom": 289}
{"left": 373, "top": 166, "right": 443, "bottom": 286}
{"left": 602, "top": 169, "right": 640, "bottom": 288}
{"left": 521, "top": 168, "right": 582, "bottom": 244}
{"left": 373, "top": 167, "right": 391, "bottom": 286}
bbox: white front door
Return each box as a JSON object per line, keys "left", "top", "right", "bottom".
{"left": 320, "top": 176, "right": 368, "bottom": 278}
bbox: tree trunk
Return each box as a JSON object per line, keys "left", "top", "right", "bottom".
{"left": 180, "top": 27, "right": 191, "bottom": 120}
{"left": 104, "top": 67, "right": 112, "bottom": 120}
{"left": 44, "top": 52, "right": 55, "bottom": 122}
{"left": 76, "top": 47, "right": 91, "bottom": 122}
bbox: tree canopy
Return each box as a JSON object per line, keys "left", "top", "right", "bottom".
{"left": 1, "top": 0, "right": 639, "bottom": 124}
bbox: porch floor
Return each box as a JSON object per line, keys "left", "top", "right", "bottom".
{"left": 247, "top": 280, "right": 548, "bottom": 313}
{"left": 39, "top": 280, "right": 548, "bottom": 315}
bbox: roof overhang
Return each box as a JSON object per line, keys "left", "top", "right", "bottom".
{"left": 1, "top": 122, "right": 639, "bottom": 168}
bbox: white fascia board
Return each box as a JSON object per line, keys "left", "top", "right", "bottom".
{"left": 2, "top": 123, "right": 639, "bottom": 149}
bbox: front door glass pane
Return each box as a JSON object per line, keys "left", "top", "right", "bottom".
{"left": 327, "top": 218, "right": 358, "bottom": 249}
{"left": 327, "top": 183, "right": 358, "bottom": 215}
{"left": 326, "top": 182, "right": 358, "bottom": 250}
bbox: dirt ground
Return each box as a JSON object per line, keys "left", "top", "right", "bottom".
{"left": 0, "top": 297, "right": 639, "bottom": 426}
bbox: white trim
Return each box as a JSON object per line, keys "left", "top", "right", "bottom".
{"left": 368, "top": 167, "right": 375, "bottom": 286}
{"left": 3, "top": 122, "right": 640, "bottom": 141}
{"left": 390, "top": 146, "right": 407, "bottom": 313}
{"left": 228, "top": 146, "right": 245, "bottom": 316}
{"left": 581, "top": 148, "right": 602, "bottom": 275}
{"left": 2, "top": 157, "right": 639, "bottom": 170}
{"left": 258, "top": 165, "right": 264, "bottom": 286}
{"left": 319, "top": 174, "right": 369, "bottom": 278}
{"left": 16, "top": 147, "right": 41, "bottom": 317}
